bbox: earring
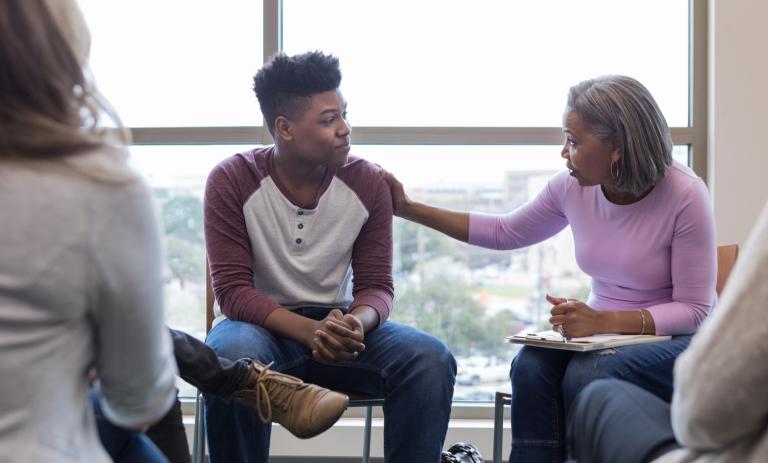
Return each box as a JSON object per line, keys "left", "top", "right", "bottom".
{"left": 611, "top": 159, "right": 621, "bottom": 180}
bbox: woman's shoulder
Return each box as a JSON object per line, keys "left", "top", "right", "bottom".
{"left": 663, "top": 160, "right": 706, "bottom": 192}
{"left": 656, "top": 161, "right": 711, "bottom": 214}
{"left": 549, "top": 168, "right": 577, "bottom": 187}
{"left": 1, "top": 144, "right": 145, "bottom": 197}
{"left": 543, "top": 168, "right": 580, "bottom": 202}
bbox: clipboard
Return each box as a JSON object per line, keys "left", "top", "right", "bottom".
{"left": 505, "top": 329, "right": 672, "bottom": 352}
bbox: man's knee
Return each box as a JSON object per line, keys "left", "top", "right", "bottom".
{"left": 412, "top": 336, "right": 457, "bottom": 380}
{"left": 206, "top": 320, "right": 272, "bottom": 360}
{"left": 380, "top": 328, "right": 456, "bottom": 389}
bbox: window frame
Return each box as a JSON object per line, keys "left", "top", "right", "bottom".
{"left": 139, "top": 0, "right": 706, "bottom": 427}
{"left": 132, "top": 0, "right": 707, "bottom": 181}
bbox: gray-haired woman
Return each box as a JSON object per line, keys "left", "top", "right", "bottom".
{"left": 382, "top": 75, "right": 716, "bottom": 463}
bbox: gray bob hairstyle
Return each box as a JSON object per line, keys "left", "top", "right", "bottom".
{"left": 565, "top": 75, "right": 673, "bottom": 197}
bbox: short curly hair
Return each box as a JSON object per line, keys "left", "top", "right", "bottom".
{"left": 253, "top": 51, "right": 342, "bottom": 136}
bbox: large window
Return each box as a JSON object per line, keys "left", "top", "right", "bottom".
{"left": 283, "top": 0, "right": 689, "bottom": 127}
{"left": 81, "top": 0, "right": 705, "bottom": 402}
{"left": 81, "top": 0, "right": 263, "bottom": 127}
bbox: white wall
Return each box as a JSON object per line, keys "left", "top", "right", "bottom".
{"left": 709, "top": 0, "right": 768, "bottom": 246}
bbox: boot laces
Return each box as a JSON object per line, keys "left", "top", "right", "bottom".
{"left": 252, "top": 362, "right": 303, "bottom": 423}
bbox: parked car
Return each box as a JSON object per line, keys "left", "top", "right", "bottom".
{"left": 456, "top": 356, "right": 510, "bottom": 386}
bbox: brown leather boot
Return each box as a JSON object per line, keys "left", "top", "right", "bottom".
{"left": 231, "top": 361, "right": 349, "bottom": 439}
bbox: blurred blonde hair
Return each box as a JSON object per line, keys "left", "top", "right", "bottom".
{"left": 0, "top": 0, "right": 134, "bottom": 181}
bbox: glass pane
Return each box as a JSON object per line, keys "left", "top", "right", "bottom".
{"left": 357, "top": 144, "right": 693, "bottom": 401}
{"left": 672, "top": 145, "right": 689, "bottom": 165}
{"left": 130, "top": 143, "right": 692, "bottom": 400}
{"left": 129, "top": 145, "right": 256, "bottom": 397}
{"left": 357, "top": 145, "right": 583, "bottom": 401}
{"left": 80, "top": 1, "right": 263, "bottom": 127}
{"left": 284, "top": 0, "right": 689, "bottom": 127}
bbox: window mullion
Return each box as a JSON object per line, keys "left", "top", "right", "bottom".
{"left": 129, "top": 126, "right": 694, "bottom": 146}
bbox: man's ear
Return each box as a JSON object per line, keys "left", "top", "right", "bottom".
{"left": 274, "top": 116, "right": 293, "bottom": 142}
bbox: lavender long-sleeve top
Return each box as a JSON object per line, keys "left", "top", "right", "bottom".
{"left": 469, "top": 161, "right": 716, "bottom": 335}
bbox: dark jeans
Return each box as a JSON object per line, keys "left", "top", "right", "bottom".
{"left": 169, "top": 328, "right": 250, "bottom": 397}
{"left": 91, "top": 389, "right": 169, "bottom": 463}
{"left": 204, "top": 308, "right": 457, "bottom": 463}
{"left": 508, "top": 335, "right": 691, "bottom": 463}
{"left": 145, "top": 397, "right": 190, "bottom": 463}
{"left": 567, "top": 379, "right": 680, "bottom": 463}
{"left": 100, "top": 328, "right": 250, "bottom": 463}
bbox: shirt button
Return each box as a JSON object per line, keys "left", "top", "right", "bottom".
{"left": 297, "top": 223, "right": 304, "bottom": 229}
{"left": 297, "top": 210, "right": 304, "bottom": 216}
{"left": 296, "top": 238, "right": 302, "bottom": 244}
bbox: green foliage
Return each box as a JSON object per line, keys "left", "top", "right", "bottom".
{"left": 161, "top": 195, "right": 206, "bottom": 288}
{"left": 165, "top": 235, "right": 205, "bottom": 286}
{"left": 162, "top": 196, "right": 205, "bottom": 244}
{"left": 393, "top": 218, "right": 465, "bottom": 274}
{"left": 392, "top": 274, "right": 499, "bottom": 357}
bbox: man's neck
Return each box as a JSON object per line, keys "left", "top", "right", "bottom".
{"left": 273, "top": 146, "right": 327, "bottom": 202}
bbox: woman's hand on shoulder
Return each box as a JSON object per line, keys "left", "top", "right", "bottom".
{"left": 379, "top": 167, "right": 412, "bottom": 218}
{"left": 546, "top": 294, "right": 603, "bottom": 338}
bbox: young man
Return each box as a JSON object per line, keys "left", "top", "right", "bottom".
{"left": 203, "top": 51, "right": 456, "bottom": 463}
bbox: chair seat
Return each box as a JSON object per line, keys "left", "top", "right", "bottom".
{"left": 339, "top": 391, "right": 386, "bottom": 407}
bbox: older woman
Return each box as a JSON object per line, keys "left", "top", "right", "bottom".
{"left": 383, "top": 75, "right": 716, "bottom": 463}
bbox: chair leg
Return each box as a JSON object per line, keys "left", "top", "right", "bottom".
{"left": 493, "top": 392, "right": 509, "bottom": 463}
{"left": 192, "top": 391, "right": 206, "bottom": 463}
{"left": 362, "top": 405, "right": 372, "bottom": 463}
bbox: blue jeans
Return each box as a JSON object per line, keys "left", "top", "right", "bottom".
{"left": 508, "top": 335, "right": 691, "bottom": 463}
{"left": 204, "top": 309, "right": 457, "bottom": 463}
{"left": 567, "top": 379, "right": 680, "bottom": 463}
{"left": 91, "top": 390, "right": 169, "bottom": 463}
{"left": 92, "top": 329, "right": 248, "bottom": 463}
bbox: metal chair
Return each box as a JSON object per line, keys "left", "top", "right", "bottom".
{"left": 192, "top": 263, "right": 384, "bottom": 463}
{"left": 192, "top": 392, "right": 383, "bottom": 463}
{"left": 492, "top": 392, "right": 511, "bottom": 463}
{"left": 490, "top": 244, "right": 740, "bottom": 463}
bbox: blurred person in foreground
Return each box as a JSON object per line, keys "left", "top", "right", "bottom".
{"left": 0, "top": 1, "right": 176, "bottom": 461}
{"left": 0, "top": 2, "right": 347, "bottom": 462}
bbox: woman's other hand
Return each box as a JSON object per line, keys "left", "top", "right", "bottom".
{"left": 546, "top": 294, "right": 604, "bottom": 338}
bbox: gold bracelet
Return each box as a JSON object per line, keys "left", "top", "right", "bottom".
{"left": 639, "top": 309, "right": 646, "bottom": 335}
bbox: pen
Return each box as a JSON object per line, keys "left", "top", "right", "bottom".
{"left": 557, "top": 298, "right": 577, "bottom": 341}
{"left": 556, "top": 324, "right": 567, "bottom": 342}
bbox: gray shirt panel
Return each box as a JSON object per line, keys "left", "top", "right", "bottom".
{"left": 0, "top": 149, "right": 176, "bottom": 462}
